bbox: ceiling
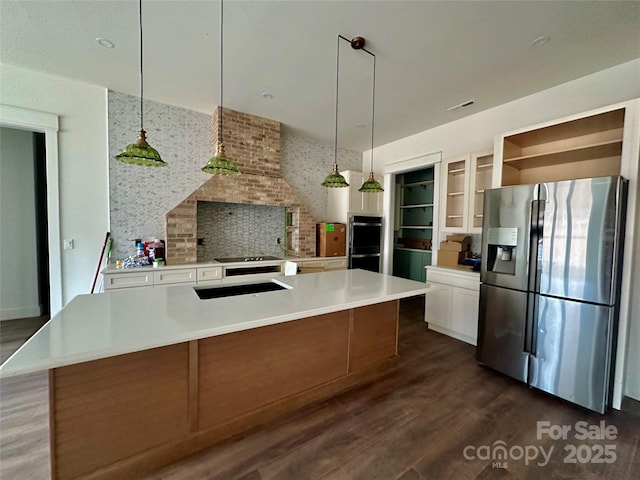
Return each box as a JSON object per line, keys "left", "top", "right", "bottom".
{"left": 2, "top": 1, "right": 639, "bottom": 152}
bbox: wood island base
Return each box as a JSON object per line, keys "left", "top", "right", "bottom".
{"left": 48, "top": 300, "right": 400, "bottom": 479}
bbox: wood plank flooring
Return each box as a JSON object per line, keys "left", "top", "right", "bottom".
{"left": 1, "top": 299, "right": 639, "bottom": 479}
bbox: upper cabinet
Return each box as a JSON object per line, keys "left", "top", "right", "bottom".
{"left": 327, "top": 170, "right": 383, "bottom": 223}
{"left": 469, "top": 152, "right": 494, "bottom": 233}
{"left": 494, "top": 106, "right": 626, "bottom": 187}
{"left": 441, "top": 155, "right": 470, "bottom": 232}
{"left": 440, "top": 152, "right": 493, "bottom": 233}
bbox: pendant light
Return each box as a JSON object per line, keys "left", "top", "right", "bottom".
{"left": 202, "top": 0, "right": 240, "bottom": 176}
{"left": 358, "top": 48, "right": 383, "bottom": 193}
{"left": 115, "top": 0, "right": 166, "bottom": 167}
{"left": 321, "top": 35, "right": 350, "bottom": 188}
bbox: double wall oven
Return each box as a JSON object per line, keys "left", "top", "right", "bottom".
{"left": 348, "top": 215, "right": 383, "bottom": 273}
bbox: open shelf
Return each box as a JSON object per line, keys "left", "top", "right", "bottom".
{"left": 500, "top": 108, "right": 624, "bottom": 186}
{"left": 503, "top": 140, "right": 623, "bottom": 170}
{"left": 400, "top": 203, "right": 433, "bottom": 209}
{"left": 402, "top": 180, "right": 434, "bottom": 188}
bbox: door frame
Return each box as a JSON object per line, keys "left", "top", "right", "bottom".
{"left": 1, "top": 104, "right": 62, "bottom": 315}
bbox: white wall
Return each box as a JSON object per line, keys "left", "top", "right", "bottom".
{"left": 0, "top": 64, "right": 109, "bottom": 308}
{"left": 0, "top": 127, "right": 40, "bottom": 319}
{"left": 368, "top": 58, "right": 640, "bottom": 402}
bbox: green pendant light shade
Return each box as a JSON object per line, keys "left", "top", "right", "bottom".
{"left": 322, "top": 164, "right": 349, "bottom": 187}
{"left": 202, "top": 0, "right": 240, "bottom": 176}
{"left": 116, "top": 129, "right": 166, "bottom": 167}
{"left": 202, "top": 143, "right": 240, "bottom": 175}
{"left": 358, "top": 171, "right": 384, "bottom": 192}
{"left": 115, "top": 0, "right": 165, "bottom": 167}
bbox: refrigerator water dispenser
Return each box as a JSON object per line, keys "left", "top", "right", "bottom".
{"left": 486, "top": 227, "right": 518, "bottom": 275}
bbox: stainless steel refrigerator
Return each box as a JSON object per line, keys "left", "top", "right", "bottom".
{"left": 477, "top": 176, "right": 628, "bottom": 413}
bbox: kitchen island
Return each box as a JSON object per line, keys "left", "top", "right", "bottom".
{"left": 1, "top": 269, "right": 433, "bottom": 480}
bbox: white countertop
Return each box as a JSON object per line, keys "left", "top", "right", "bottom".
{"left": 1, "top": 270, "right": 433, "bottom": 377}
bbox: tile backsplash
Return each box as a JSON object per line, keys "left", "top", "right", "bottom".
{"left": 197, "top": 202, "right": 285, "bottom": 260}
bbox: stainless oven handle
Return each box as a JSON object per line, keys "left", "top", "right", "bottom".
{"left": 350, "top": 253, "right": 381, "bottom": 258}
{"left": 351, "top": 222, "right": 382, "bottom": 227}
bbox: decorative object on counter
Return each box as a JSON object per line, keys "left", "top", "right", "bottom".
{"left": 122, "top": 254, "right": 151, "bottom": 268}
{"left": 115, "top": 0, "right": 166, "bottom": 167}
{"left": 201, "top": 0, "right": 240, "bottom": 176}
{"left": 153, "top": 258, "right": 164, "bottom": 268}
{"left": 354, "top": 37, "right": 384, "bottom": 193}
{"left": 143, "top": 238, "right": 165, "bottom": 261}
{"left": 321, "top": 35, "right": 356, "bottom": 189}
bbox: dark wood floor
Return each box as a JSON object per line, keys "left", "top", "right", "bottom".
{"left": 1, "top": 299, "right": 638, "bottom": 479}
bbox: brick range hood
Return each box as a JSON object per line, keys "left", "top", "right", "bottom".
{"left": 165, "top": 107, "right": 316, "bottom": 265}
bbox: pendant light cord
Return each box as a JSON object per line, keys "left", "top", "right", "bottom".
{"left": 139, "top": 0, "right": 144, "bottom": 132}
{"left": 333, "top": 35, "right": 340, "bottom": 168}
{"left": 370, "top": 53, "right": 376, "bottom": 172}
{"left": 219, "top": 0, "right": 224, "bottom": 146}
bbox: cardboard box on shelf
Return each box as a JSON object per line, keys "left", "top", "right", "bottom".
{"left": 399, "top": 238, "right": 432, "bottom": 250}
{"left": 439, "top": 234, "right": 471, "bottom": 252}
{"left": 437, "top": 249, "right": 466, "bottom": 267}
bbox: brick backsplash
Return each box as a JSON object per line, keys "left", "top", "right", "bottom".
{"left": 166, "top": 107, "right": 317, "bottom": 265}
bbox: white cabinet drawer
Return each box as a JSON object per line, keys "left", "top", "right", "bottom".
{"left": 104, "top": 271, "right": 152, "bottom": 290}
{"left": 323, "top": 258, "right": 347, "bottom": 270}
{"left": 426, "top": 269, "right": 479, "bottom": 291}
{"left": 197, "top": 266, "right": 222, "bottom": 282}
{"left": 153, "top": 268, "right": 197, "bottom": 285}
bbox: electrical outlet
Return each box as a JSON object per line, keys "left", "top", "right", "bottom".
{"left": 63, "top": 239, "right": 74, "bottom": 250}
{"left": 277, "top": 237, "right": 281, "bottom": 244}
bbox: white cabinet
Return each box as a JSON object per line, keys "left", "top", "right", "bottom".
{"left": 197, "top": 266, "right": 223, "bottom": 284}
{"left": 440, "top": 155, "right": 470, "bottom": 232}
{"left": 440, "top": 152, "right": 493, "bottom": 234}
{"left": 295, "top": 257, "right": 347, "bottom": 274}
{"left": 468, "top": 152, "right": 493, "bottom": 233}
{"left": 424, "top": 281, "right": 452, "bottom": 329}
{"left": 104, "top": 265, "right": 219, "bottom": 291}
{"left": 327, "top": 170, "right": 383, "bottom": 223}
{"left": 153, "top": 268, "right": 197, "bottom": 286}
{"left": 425, "top": 266, "right": 480, "bottom": 345}
{"left": 103, "top": 270, "right": 153, "bottom": 290}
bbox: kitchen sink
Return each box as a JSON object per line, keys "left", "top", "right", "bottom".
{"left": 194, "top": 280, "right": 289, "bottom": 299}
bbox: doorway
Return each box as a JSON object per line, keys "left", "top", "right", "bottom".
{"left": 0, "top": 127, "right": 49, "bottom": 320}
{"left": 0, "top": 104, "right": 61, "bottom": 316}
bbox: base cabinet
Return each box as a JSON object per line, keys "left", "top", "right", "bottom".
{"left": 425, "top": 266, "right": 479, "bottom": 345}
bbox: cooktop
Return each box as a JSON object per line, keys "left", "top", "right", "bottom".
{"left": 214, "top": 256, "right": 282, "bottom": 263}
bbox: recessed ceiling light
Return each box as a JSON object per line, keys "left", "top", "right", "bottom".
{"left": 96, "top": 37, "right": 115, "bottom": 49}
{"left": 531, "top": 35, "right": 551, "bottom": 47}
{"left": 261, "top": 93, "right": 273, "bottom": 100}
{"left": 446, "top": 100, "right": 475, "bottom": 112}
{"left": 356, "top": 123, "right": 366, "bottom": 129}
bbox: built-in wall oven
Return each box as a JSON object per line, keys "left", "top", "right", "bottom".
{"left": 348, "top": 215, "right": 383, "bottom": 273}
